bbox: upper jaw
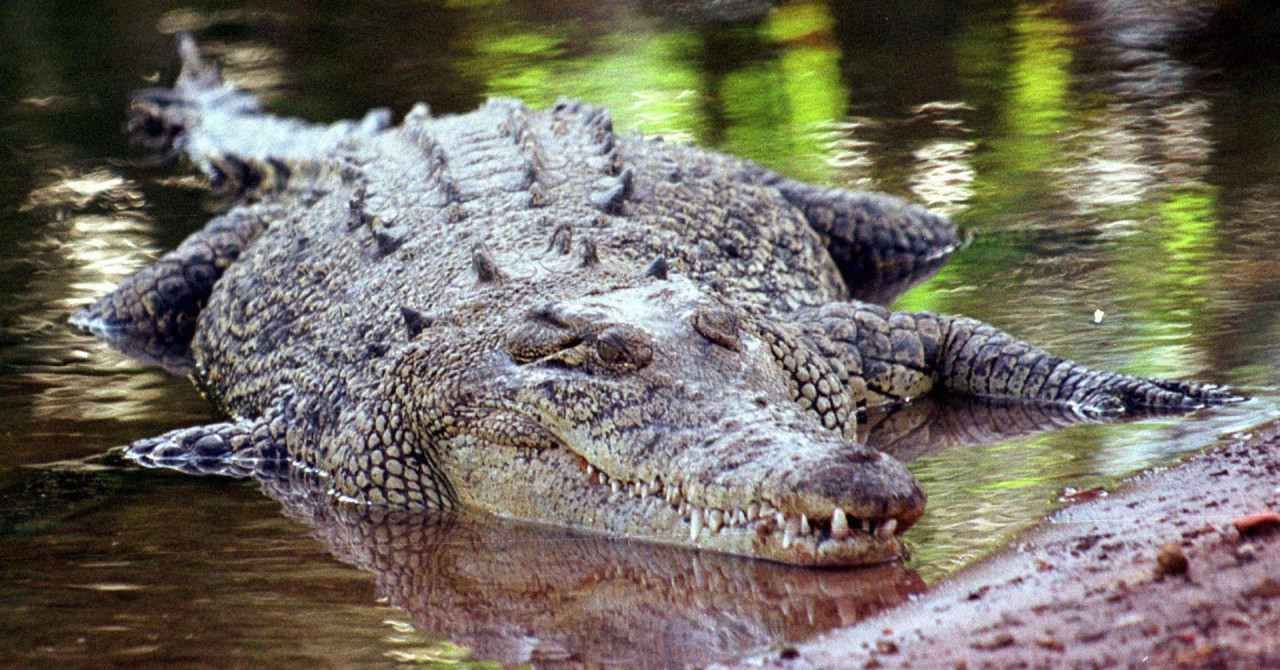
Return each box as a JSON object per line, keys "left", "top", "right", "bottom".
{"left": 573, "top": 453, "right": 918, "bottom": 565}
{"left": 565, "top": 429, "right": 925, "bottom": 566}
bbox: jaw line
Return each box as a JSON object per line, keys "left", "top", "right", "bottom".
{"left": 463, "top": 410, "right": 912, "bottom": 566}
{"left": 558, "top": 446, "right": 910, "bottom": 566}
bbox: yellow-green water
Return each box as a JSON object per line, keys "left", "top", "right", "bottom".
{"left": 3, "top": 0, "right": 1279, "bottom": 666}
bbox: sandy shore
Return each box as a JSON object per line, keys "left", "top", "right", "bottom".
{"left": 730, "top": 423, "right": 1280, "bottom": 669}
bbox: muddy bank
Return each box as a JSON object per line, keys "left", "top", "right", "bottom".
{"left": 731, "top": 425, "right": 1280, "bottom": 669}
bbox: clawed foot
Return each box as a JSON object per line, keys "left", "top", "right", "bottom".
{"left": 1072, "top": 375, "right": 1244, "bottom": 418}
{"left": 126, "top": 421, "right": 285, "bottom": 477}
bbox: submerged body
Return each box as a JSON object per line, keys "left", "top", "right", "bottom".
{"left": 76, "top": 37, "right": 1235, "bottom": 566}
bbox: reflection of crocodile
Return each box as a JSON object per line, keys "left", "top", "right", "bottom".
{"left": 263, "top": 473, "right": 922, "bottom": 667}
{"left": 73, "top": 36, "right": 1236, "bottom": 566}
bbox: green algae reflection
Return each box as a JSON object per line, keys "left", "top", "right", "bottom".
{"left": 458, "top": 1, "right": 846, "bottom": 183}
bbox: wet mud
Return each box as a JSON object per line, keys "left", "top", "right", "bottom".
{"left": 737, "top": 426, "right": 1280, "bottom": 669}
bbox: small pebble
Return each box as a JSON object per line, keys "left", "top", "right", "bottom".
{"left": 1251, "top": 577, "right": 1280, "bottom": 598}
{"left": 1034, "top": 636, "right": 1065, "bottom": 651}
{"left": 1233, "top": 510, "right": 1280, "bottom": 535}
{"left": 1154, "top": 541, "right": 1188, "bottom": 577}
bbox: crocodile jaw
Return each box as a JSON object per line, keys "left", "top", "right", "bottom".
{"left": 443, "top": 433, "right": 922, "bottom": 567}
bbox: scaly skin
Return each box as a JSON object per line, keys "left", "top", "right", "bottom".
{"left": 73, "top": 36, "right": 1238, "bottom": 566}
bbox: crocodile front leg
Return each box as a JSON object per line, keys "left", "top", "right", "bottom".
{"left": 125, "top": 416, "right": 285, "bottom": 477}
{"left": 802, "top": 302, "right": 1239, "bottom": 416}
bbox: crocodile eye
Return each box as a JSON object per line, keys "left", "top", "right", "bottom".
{"left": 506, "top": 306, "right": 584, "bottom": 363}
{"left": 691, "top": 306, "right": 742, "bottom": 351}
{"left": 594, "top": 326, "right": 653, "bottom": 371}
{"left": 597, "top": 338, "right": 624, "bottom": 364}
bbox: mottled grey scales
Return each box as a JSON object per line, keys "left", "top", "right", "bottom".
{"left": 73, "top": 36, "right": 1238, "bottom": 566}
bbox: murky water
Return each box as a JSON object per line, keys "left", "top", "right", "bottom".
{"left": 3, "top": 0, "right": 1279, "bottom": 666}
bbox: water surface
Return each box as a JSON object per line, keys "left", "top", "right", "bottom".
{"left": 3, "top": 0, "right": 1279, "bottom": 666}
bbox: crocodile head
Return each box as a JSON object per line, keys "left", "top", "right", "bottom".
{"left": 415, "top": 261, "right": 925, "bottom": 566}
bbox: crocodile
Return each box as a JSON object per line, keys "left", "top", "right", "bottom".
{"left": 73, "top": 36, "right": 1237, "bottom": 566}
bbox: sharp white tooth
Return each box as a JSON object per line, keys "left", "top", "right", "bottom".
{"left": 831, "top": 509, "right": 850, "bottom": 539}
{"left": 861, "top": 518, "right": 872, "bottom": 533}
{"left": 610, "top": 480, "right": 620, "bottom": 494}
{"left": 708, "top": 509, "right": 723, "bottom": 533}
{"left": 732, "top": 506, "right": 746, "bottom": 526}
{"left": 800, "top": 514, "right": 810, "bottom": 535}
{"left": 782, "top": 516, "right": 799, "bottom": 549}
{"left": 586, "top": 464, "right": 595, "bottom": 476}
{"left": 878, "top": 518, "right": 899, "bottom": 539}
{"left": 640, "top": 483, "right": 650, "bottom": 498}
{"left": 689, "top": 507, "right": 704, "bottom": 542}
{"left": 598, "top": 472, "right": 608, "bottom": 485}
{"left": 747, "top": 502, "right": 760, "bottom": 520}
{"left": 776, "top": 511, "right": 786, "bottom": 527}
{"left": 671, "top": 489, "right": 683, "bottom": 506}
{"left": 651, "top": 480, "right": 662, "bottom": 494}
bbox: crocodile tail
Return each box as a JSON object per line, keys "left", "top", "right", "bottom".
{"left": 128, "top": 33, "right": 245, "bottom": 155}
{"left": 127, "top": 34, "right": 390, "bottom": 198}
{"left": 932, "top": 314, "right": 1242, "bottom": 415}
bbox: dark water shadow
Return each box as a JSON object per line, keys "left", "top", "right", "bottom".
{"left": 253, "top": 471, "right": 922, "bottom": 668}
{"left": 72, "top": 327, "right": 197, "bottom": 377}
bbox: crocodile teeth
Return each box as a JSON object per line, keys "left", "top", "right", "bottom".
{"left": 689, "top": 507, "right": 704, "bottom": 542}
{"left": 586, "top": 464, "right": 595, "bottom": 477}
{"left": 782, "top": 515, "right": 800, "bottom": 549}
{"left": 650, "top": 480, "right": 662, "bottom": 495}
{"left": 610, "top": 480, "right": 620, "bottom": 494}
{"left": 731, "top": 506, "right": 746, "bottom": 526}
{"left": 747, "top": 503, "right": 760, "bottom": 520}
{"left": 831, "top": 508, "right": 850, "bottom": 539}
{"left": 776, "top": 511, "right": 786, "bottom": 527}
{"left": 708, "top": 509, "right": 723, "bottom": 533}
{"left": 877, "top": 518, "right": 898, "bottom": 539}
{"left": 598, "top": 472, "right": 608, "bottom": 485}
{"left": 800, "top": 514, "right": 810, "bottom": 535}
{"left": 861, "top": 518, "right": 872, "bottom": 533}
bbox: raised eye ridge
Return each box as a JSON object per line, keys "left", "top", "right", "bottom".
{"left": 505, "top": 320, "right": 583, "bottom": 363}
